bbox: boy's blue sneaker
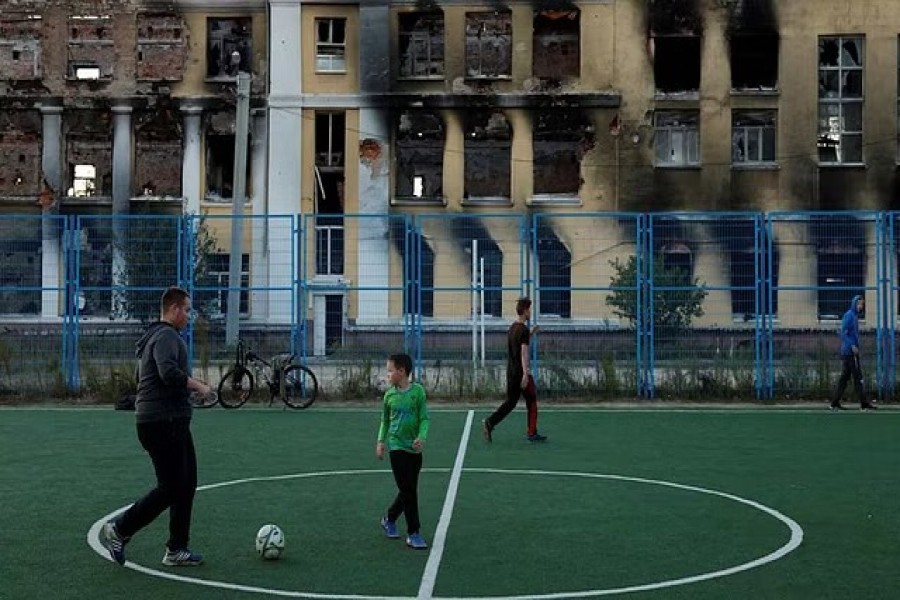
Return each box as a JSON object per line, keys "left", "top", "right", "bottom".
{"left": 527, "top": 432, "right": 547, "bottom": 443}
{"left": 101, "top": 521, "right": 129, "bottom": 565}
{"left": 381, "top": 516, "right": 399, "bottom": 539}
{"left": 161, "top": 548, "right": 204, "bottom": 566}
{"left": 406, "top": 532, "right": 428, "bottom": 550}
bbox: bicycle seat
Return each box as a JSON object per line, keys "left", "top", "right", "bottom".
{"left": 272, "top": 353, "right": 295, "bottom": 368}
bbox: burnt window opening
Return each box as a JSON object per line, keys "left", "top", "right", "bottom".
{"left": 532, "top": 9, "right": 580, "bottom": 81}
{"left": 206, "top": 17, "right": 252, "bottom": 79}
{"left": 813, "top": 218, "right": 866, "bottom": 320}
{"left": 818, "top": 36, "right": 864, "bottom": 164}
{"left": 395, "top": 111, "right": 444, "bottom": 202}
{"left": 652, "top": 35, "right": 700, "bottom": 93}
{"left": 315, "top": 112, "right": 346, "bottom": 275}
{"left": 324, "top": 294, "right": 344, "bottom": 353}
{"left": 533, "top": 109, "right": 593, "bottom": 196}
{"left": 720, "top": 221, "right": 779, "bottom": 319}
{"left": 465, "top": 111, "right": 511, "bottom": 200}
{"left": 316, "top": 18, "right": 346, "bottom": 73}
{"left": 453, "top": 220, "right": 503, "bottom": 318}
{"left": 732, "top": 110, "right": 776, "bottom": 165}
{"left": 731, "top": 35, "right": 778, "bottom": 90}
{"left": 399, "top": 12, "right": 444, "bottom": 79}
{"left": 534, "top": 222, "right": 571, "bottom": 319}
{"left": 465, "top": 11, "right": 512, "bottom": 79}
{"left": 68, "top": 164, "right": 97, "bottom": 197}
{"left": 205, "top": 134, "right": 250, "bottom": 201}
{"left": 70, "top": 62, "right": 101, "bottom": 80}
{"left": 315, "top": 112, "right": 345, "bottom": 169}
{"left": 655, "top": 110, "right": 699, "bottom": 166}
{"left": 391, "top": 221, "right": 434, "bottom": 318}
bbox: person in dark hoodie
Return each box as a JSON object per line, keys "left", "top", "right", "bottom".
{"left": 100, "top": 286, "right": 211, "bottom": 566}
{"left": 831, "top": 294, "right": 876, "bottom": 411}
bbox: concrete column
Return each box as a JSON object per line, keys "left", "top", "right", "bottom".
{"left": 180, "top": 105, "right": 203, "bottom": 215}
{"left": 267, "top": 0, "right": 302, "bottom": 324}
{"left": 356, "top": 2, "right": 391, "bottom": 323}
{"left": 39, "top": 105, "right": 63, "bottom": 318}
{"left": 250, "top": 109, "right": 269, "bottom": 320}
{"left": 111, "top": 105, "right": 133, "bottom": 318}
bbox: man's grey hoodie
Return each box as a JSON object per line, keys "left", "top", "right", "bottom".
{"left": 135, "top": 321, "right": 192, "bottom": 423}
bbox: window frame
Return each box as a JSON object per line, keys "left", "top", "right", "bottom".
{"left": 464, "top": 11, "right": 512, "bottom": 80}
{"left": 817, "top": 35, "right": 864, "bottom": 166}
{"left": 654, "top": 111, "right": 700, "bottom": 168}
{"left": 315, "top": 18, "right": 347, "bottom": 74}
{"left": 398, "top": 12, "right": 444, "bottom": 80}
{"left": 732, "top": 110, "right": 777, "bottom": 167}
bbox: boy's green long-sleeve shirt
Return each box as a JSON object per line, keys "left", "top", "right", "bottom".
{"left": 377, "top": 382, "right": 430, "bottom": 452}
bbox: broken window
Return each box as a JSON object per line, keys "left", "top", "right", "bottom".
{"left": 67, "top": 16, "right": 114, "bottom": 80}
{"left": 394, "top": 110, "right": 444, "bottom": 202}
{"left": 721, "top": 220, "right": 779, "bottom": 319}
{"left": 464, "top": 110, "right": 511, "bottom": 200}
{"left": 532, "top": 9, "right": 579, "bottom": 81}
{"left": 316, "top": 18, "right": 346, "bottom": 72}
{"left": 137, "top": 13, "right": 187, "bottom": 81}
{"left": 818, "top": 36, "right": 864, "bottom": 164}
{"left": 0, "top": 15, "right": 42, "bottom": 80}
{"left": 135, "top": 107, "right": 183, "bottom": 198}
{"left": 0, "top": 111, "right": 41, "bottom": 196}
{"left": 314, "top": 112, "right": 345, "bottom": 275}
{"left": 399, "top": 12, "right": 444, "bottom": 79}
{"left": 655, "top": 110, "right": 699, "bottom": 166}
{"left": 69, "top": 165, "right": 96, "bottom": 197}
{"left": 813, "top": 218, "right": 866, "bottom": 320}
{"left": 732, "top": 110, "right": 776, "bottom": 165}
{"left": 207, "top": 17, "right": 252, "bottom": 79}
{"left": 206, "top": 134, "right": 236, "bottom": 201}
{"left": 201, "top": 253, "right": 250, "bottom": 317}
{"left": 533, "top": 109, "right": 593, "bottom": 197}
{"left": 465, "top": 11, "right": 512, "bottom": 79}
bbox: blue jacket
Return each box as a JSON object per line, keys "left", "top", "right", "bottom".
{"left": 839, "top": 295, "right": 861, "bottom": 357}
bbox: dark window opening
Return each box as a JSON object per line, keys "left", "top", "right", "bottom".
{"left": 464, "top": 111, "right": 511, "bottom": 199}
{"left": 199, "top": 253, "right": 250, "bottom": 317}
{"left": 535, "top": 222, "right": 571, "bottom": 318}
{"left": 399, "top": 12, "right": 444, "bottom": 78}
{"left": 315, "top": 112, "right": 345, "bottom": 168}
{"left": 465, "top": 11, "right": 512, "bottom": 79}
{"left": 315, "top": 170, "right": 344, "bottom": 276}
{"left": 818, "top": 250, "right": 865, "bottom": 320}
{"left": 206, "top": 134, "right": 235, "bottom": 200}
{"left": 533, "top": 109, "right": 593, "bottom": 195}
{"left": 395, "top": 110, "right": 444, "bottom": 201}
{"left": 453, "top": 219, "right": 502, "bottom": 318}
{"left": 390, "top": 221, "right": 434, "bottom": 318}
{"left": 206, "top": 17, "right": 252, "bottom": 78}
{"left": 731, "top": 35, "right": 778, "bottom": 90}
{"left": 653, "top": 36, "right": 700, "bottom": 93}
{"left": 721, "top": 221, "right": 779, "bottom": 319}
{"left": 532, "top": 9, "right": 579, "bottom": 81}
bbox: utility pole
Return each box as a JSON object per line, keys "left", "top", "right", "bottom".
{"left": 226, "top": 56, "right": 251, "bottom": 347}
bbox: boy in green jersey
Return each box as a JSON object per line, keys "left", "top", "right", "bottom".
{"left": 376, "top": 353, "right": 430, "bottom": 549}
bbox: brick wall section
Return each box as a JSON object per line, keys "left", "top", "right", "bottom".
{"left": 136, "top": 13, "right": 187, "bottom": 81}
{"left": 135, "top": 141, "right": 182, "bottom": 196}
{"left": 65, "top": 109, "right": 112, "bottom": 196}
{"left": 0, "top": 111, "right": 42, "bottom": 196}
{"left": 0, "top": 16, "right": 42, "bottom": 80}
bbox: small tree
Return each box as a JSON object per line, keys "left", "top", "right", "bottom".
{"left": 606, "top": 255, "right": 707, "bottom": 332}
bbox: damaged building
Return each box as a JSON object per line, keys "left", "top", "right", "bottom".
{"left": 4, "top": 0, "right": 900, "bottom": 338}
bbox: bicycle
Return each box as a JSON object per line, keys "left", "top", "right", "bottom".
{"left": 216, "top": 340, "right": 319, "bottom": 409}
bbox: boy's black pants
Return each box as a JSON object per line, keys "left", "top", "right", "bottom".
{"left": 387, "top": 449, "right": 422, "bottom": 535}
{"left": 116, "top": 416, "right": 197, "bottom": 551}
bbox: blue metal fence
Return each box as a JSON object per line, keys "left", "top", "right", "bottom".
{"left": 2, "top": 211, "right": 899, "bottom": 401}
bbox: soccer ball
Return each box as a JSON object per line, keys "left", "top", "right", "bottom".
{"left": 255, "top": 524, "right": 285, "bottom": 560}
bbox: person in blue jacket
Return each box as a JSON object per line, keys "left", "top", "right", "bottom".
{"left": 831, "top": 294, "right": 876, "bottom": 411}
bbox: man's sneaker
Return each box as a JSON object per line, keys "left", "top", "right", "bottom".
{"left": 161, "top": 548, "right": 204, "bottom": 566}
{"left": 527, "top": 432, "right": 547, "bottom": 442}
{"left": 101, "top": 521, "right": 129, "bottom": 565}
{"left": 381, "top": 516, "right": 399, "bottom": 539}
{"left": 406, "top": 532, "right": 428, "bottom": 550}
{"left": 830, "top": 403, "right": 846, "bottom": 411}
{"left": 482, "top": 419, "right": 493, "bottom": 443}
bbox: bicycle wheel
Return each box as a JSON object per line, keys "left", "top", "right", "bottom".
{"left": 282, "top": 364, "right": 318, "bottom": 409}
{"left": 190, "top": 390, "right": 219, "bottom": 409}
{"left": 218, "top": 367, "right": 254, "bottom": 409}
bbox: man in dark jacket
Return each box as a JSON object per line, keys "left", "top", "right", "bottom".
{"left": 101, "top": 286, "right": 211, "bottom": 566}
{"left": 831, "top": 294, "right": 876, "bottom": 411}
